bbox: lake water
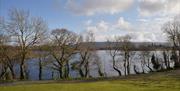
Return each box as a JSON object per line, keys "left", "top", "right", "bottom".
{"left": 12, "top": 50, "right": 174, "bottom": 80}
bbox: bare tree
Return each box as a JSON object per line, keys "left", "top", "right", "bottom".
{"left": 120, "top": 35, "right": 133, "bottom": 76}
{"left": 162, "top": 50, "right": 171, "bottom": 69}
{"left": 107, "top": 35, "right": 133, "bottom": 76}
{"left": 0, "top": 18, "right": 19, "bottom": 80}
{"left": 151, "top": 53, "right": 160, "bottom": 71}
{"left": 107, "top": 36, "right": 122, "bottom": 76}
{"left": 139, "top": 51, "right": 153, "bottom": 73}
{"left": 163, "top": 15, "right": 180, "bottom": 68}
{"left": 0, "top": 18, "right": 9, "bottom": 79}
{"left": 3, "top": 9, "right": 47, "bottom": 79}
{"left": 0, "top": 45, "right": 19, "bottom": 80}
{"left": 0, "top": 34, "right": 9, "bottom": 79}
{"left": 34, "top": 46, "right": 49, "bottom": 80}
{"left": 92, "top": 53, "right": 104, "bottom": 77}
{"left": 49, "top": 28, "right": 80, "bottom": 79}
{"left": 76, "top": 31, "right": 96, "bottom": 78}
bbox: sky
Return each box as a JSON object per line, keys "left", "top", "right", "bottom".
{"left": 0, "top": 0, "right": 180, "bottom": 42}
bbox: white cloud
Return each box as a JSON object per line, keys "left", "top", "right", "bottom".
{"left": 85, "top": 20, "right": 111, "bottom": 41}
{"left": 129, "top": 16, "right": 172, "bottom": 42}
{"left": 130, "top": 32, "right": 166, "bottom": 42}
{"left": 73, "top": 0, "right": 179, "bottom": 42}
{"left": 138, "top": 0, "right": 180, "bottom": 17}
{"left": 115, "top": 17, "right": 132, "bottom": 31}
{"left": 66, "top": 0, "right": 134, "bottom": 15}
{"left": 137, "top": 16, "right": 173, "bottom": 32}
{"left": 136, "top": 0, "right": 179, "bottom": 41}
{"left": 166, "top": 1, "right": 179, "bottom": 15}
{"left": 84, "top": 16, "right": 169, "bottom": 42}
{"left": 97, "top": 21, "right": 109, "bottom": 32}
{"left": 86, "top": 20, "right": 109, "bottom": 33}
{"left": 85, "top": 17, "right": 134, "bottom": 41}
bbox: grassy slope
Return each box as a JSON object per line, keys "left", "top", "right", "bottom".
{"left": 0, "top": 70, "right": 180, "bottom": 91}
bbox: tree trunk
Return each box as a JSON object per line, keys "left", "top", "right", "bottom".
{"left": 79, "top": 68, "right": 85, "bottom": 77}
{"left": 147, "top": 59, "right": 153, "bottom": 72}
{"left": 78, "top": 59, "right": 85, "bottom": 78}
{"left": 112, "top": 56, "right": 121, "bottom": 76}
{"left": 124, "top": 52, "right": 127, "bottom": 76}
{"left": 59, "top": 66, "right": 63, "bottom": 79}
{"left": 51, "top": 71, "right": 54, "bottom": 80}
{"left": 9, "top": 66, "right": 15, "bottom": 79}
{"left": 172, "top": 51, "right": 180, "bottom": 68}
{"left": 141, "top": 61, "right": 145, "bottom": 74}
{"left": 113, "top": 66, "right": 121, "bottom": 76}
{"left": 0, "top": 66, "right": 8, "bottom": 79}
{"left": 178, "top": 50, "right": 180, "bottom": 67}
{"left": 20, "top": 52, "right": 26, "bottom": 80}
{"left": 98, "top": 68, "right": 104, "bottom": 77}
{"left": 97, "top": 65, "right": 104, "bottom": 77}
{"left": 163, "top": 51, "right": 168, "bottom": 69}
{"left": 133, "top": 65, "right": 140, "bottom": 74}
{"left": 64, "top": 60, "right": 69, "bottom": 78}
{"left": 167, "top": 57, "right": 170, "bottom": 69}
{"left": 39, "top": 59, "right": 42, "bottom": 80}
{"left": 85, "top": 61, "right": 89, "bottom": 78}
{"left": 127, "top": 59, "right": 130, "bottom": 75}
{"left": 124, "top": 61, "right": 126, "bottom": 76}
{"left": 20, "top": 61, "right": 26, "bottom": 80}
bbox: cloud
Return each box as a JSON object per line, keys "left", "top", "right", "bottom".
{"left": 138, "top": 0, "right": 165, "bottom": 16}
{"left": 166, "top": 0, "right": 180, "bottom": 15}
{"left": 137, "top": 16, "right": 173, "bottom": 33}
{"left": 84, "top": 17, "right": 134, "bottom": 41}
{"left": 128, "top": 16, "right": 171, "bottom": 42}
{"left": 129, "top": 32, "right": 166, "bottom": 42}
{"left": 96, "top": 21, "right": 109, "bottom": 32}
{"left": 84, "top": 16, "right": 169, "bottom": 42}
{"left": 66, "top": 0, "right": 179, "bottom": 42}
{"left": 138, "top": 0, "right": 180, "bottom": 17}
{"left": 136, "top": 0, "right": 179, "bottom": 41}
{"left": 66, "top": 0, "right": 134, "bottom": 15}
{"left": 115, "top": 17, "right": 132, "bottom": 31}
{"left": 86, "top": 20, "right": 109, "bottom": 33}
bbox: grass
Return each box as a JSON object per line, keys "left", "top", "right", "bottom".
{"left": 0, "top": 70, "right": 180, "bottom": 91}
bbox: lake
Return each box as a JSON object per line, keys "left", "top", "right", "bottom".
{"left": 11, "top": 50, "right": 174, "bottom": 80}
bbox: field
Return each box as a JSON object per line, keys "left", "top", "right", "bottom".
{"left": 0, "top": 70, "right": 180, "bottom": 91}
